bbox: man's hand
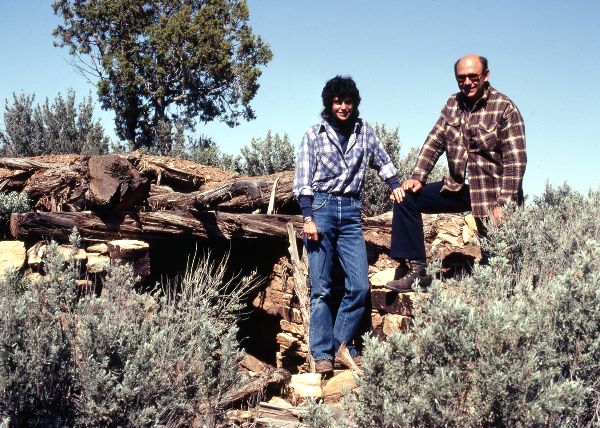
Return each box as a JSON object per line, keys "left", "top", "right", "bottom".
{"left": 492, "top": 205, "right": 503, "bottom": 226}
{"left": 389, "top": 179, "right": 423, "bottom": 203}
{"left": 389, "top": 187, "right": 405, "bottom": 203}
{"left": 304, "top": 220, "right": 319, "bottom": 241}
{"left": 403, "top": 178, "right": 423, "bottom": 193}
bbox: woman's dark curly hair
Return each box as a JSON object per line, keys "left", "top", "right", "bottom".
{"left": 321, "top": 75, "right": 361, "bottom": 120}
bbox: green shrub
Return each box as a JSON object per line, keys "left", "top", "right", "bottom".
{"left": 0, "top": 91, "right": 109, "bottom": 157}
{"left": 309, "top": 185, "right": 600, "bottom": 427}
{"left": 0, "top": 192, "right": 30, "bottom": 237}
{"left": 0, "top": 242, "right": 254, "bottom": 427}
{"left": 240, "top": 130, "right": 295, "bottom": 176}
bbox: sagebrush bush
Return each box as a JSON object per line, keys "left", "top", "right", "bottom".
{"left": 309, "top": 184, "right": 600, "bottom": 427}
{"left": 0, "top": 192, "right": 30, "bottom": 237}
{"left": 0, "top": 242, "right": 254, "bottom": 427}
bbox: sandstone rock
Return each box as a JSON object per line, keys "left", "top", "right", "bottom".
{"left": 0, "top": 241, "right": 26, "bottom": 275}
{"left": 106, "top": 239, "right": 150, "bottom": 278}
{"left": 383, "top": 314, "right": 412, "bottom": 336}
{"left": 322, "top": 370, "right": 357, "bottom": 403}
{"left": 87, "top": 253, "right": 110, "bottom": 274}
{"left": 280, "top": 319, "right": 305, "bottom": 336}
{"left": 289, "top": 373, "right": 322, "bottom": 398}
{"left": 27, "top": 242, "right": 46, "bottom": 268}
{"left": 464, "top": 214, "right": 478, "bottom": 233}
{"left": 371, "top": 289, "right": 415, "bottom": 316}
{"left": 57, "top": 245, "right": 87, "bottom": 264}
{"left": 87, "top": 243, "right": 108, "bottom": 254}
{"left": 369, "top": 267, "right": 396, "bottom": 287}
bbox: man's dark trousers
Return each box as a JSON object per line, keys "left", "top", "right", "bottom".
{"left": 390, "top": 181, "right": 472, "bottom": 261}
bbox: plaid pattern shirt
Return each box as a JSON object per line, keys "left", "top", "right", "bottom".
{"left": 413, "top": 85, "right": 527, "bottom": 217}
{"left": 293, "top": 119, "right": 397, "bottom": 197}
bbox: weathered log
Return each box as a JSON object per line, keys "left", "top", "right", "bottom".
{"left": 127, "top": 151, "right": 237, "bottom": 191}
{"left": 221, "top": 366, "right": 292, "bottom": 408}
{"left": 10, "top": 211, "right": 304, "bottom": 242}
{"left": 147, "top": 179, "right": 266, "bottom": 211}
{"left": 147, "top": 171, "right": 296, "bottom": 213}
{"left": 87, "top": 155, "right": 150, "bottom": 210}
{"left": 23, "top": 158, "right": 89, "bottom": 211}
{"left": 218, "top": 171, "right": 295, "bottom": 212}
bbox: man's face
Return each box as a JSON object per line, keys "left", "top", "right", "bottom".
{"left": 331, "top": 97, "right": 354, "bottom": 121}
{"left": 455, "top": 58, "right": 489, "bottom": 102}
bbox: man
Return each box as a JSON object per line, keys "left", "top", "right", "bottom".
{"left": 294, "top": 76, "right": 403, "bottom": 376}
{"left": 386, "top": 54, "right": 527, "bottom": 292}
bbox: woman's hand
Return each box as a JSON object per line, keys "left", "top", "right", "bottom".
{"left": 304, "top": 220, "right": 319, "bottom": 241}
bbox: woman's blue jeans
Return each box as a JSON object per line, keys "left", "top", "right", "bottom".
{"left": 304, "top": 192, "right": 369, "bottom": 361}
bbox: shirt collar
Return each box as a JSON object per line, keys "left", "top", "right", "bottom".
{"left": 457, "top": 83, "right": 492, "bottom": 112}
{"left": 318, "top": 118, "right": 362, "bottom": 135}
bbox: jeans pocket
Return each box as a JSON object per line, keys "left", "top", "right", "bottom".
{"left": 350, "top": 197, "right": 363, "bottom": 209}
{"left": 312, "top": 193, "right": 329, "bottom": 211}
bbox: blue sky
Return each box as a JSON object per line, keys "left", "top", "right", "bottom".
{"left": 1, "top": 0, "right": 599, "bottom": 197}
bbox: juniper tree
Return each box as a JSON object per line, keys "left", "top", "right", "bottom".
{"left": 53, "top": 0, "right": 272, "bottom": 153}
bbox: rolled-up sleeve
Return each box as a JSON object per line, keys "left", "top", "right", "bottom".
{"left": 412, "top": 115, "right": 446, "bottom": 183}
{"left": 293, "top": 129, "right": 317, "bottom": 197}
{"left": 498, "top": 106, "right": 527, "bottom": 205}
{"left": 368, "top": 128, "right": 398, "bottom": 182}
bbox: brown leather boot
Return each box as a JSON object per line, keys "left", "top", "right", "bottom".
{"left": 385, "top": 259, "right": 431, "bottom": 292}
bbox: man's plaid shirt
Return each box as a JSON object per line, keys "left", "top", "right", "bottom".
{"left": 293, "top": 119, "right": 397, "bottom": 197}
{"left": 412, "top": 85, "right": 527, "bottom": 217}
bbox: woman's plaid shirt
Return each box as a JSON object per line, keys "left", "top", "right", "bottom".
{"left": 293, "top": 119, "right": 397, "bottom": 197}
{"left": 412, "top": 86, "right": 527, "bottom": 217}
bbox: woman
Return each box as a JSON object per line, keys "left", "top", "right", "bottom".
{"left": 293, "top": 75, "right": 402, "bottom": 375}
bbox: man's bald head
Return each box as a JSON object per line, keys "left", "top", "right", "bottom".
{"left": 454, "top": 54, "right": 490, "bottom": 103}
{"left": 454, "top": 55, "right": 488, "bottom": 74}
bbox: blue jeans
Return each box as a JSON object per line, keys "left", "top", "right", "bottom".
{"left": 304, "top": 192, "right": 369, "bottom": 361}
{"left": 391, "top": 181, "right": 472, "bottom": 260}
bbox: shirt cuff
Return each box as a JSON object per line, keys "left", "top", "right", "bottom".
{"left": 298, "top": 195, "right": 314, "bottom": 217}
{"left": 386, "top": 175, "right": 400, "bottom": 190}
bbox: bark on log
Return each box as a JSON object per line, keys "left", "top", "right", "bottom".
{"left": 126, "top": 151, "right": 237, "bottom": 191}
{"left": 147, "top": 179, "right": 266, "bottom": 211}
{"left": 217, "top": 171, "right": 295, "bottom": 212}
{"left": 222, "top": 366, "right": 292, "bottom": 407}
{"left": 87, "top": 155, "right": 150, "bottom": 210}
{"left": 10, "top": 211, "right": 304, "bottom": 242}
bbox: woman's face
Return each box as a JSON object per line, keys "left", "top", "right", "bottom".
{"left": 331, "top": 97, "right": 353, "bottom": 121}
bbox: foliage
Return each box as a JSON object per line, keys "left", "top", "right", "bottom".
{"left": 361, "top": 124, "right": 447, "bottom": 217}
{"left": 239, "top": 130, "right": 295, "bottom": 176}
{"left": 177, "top": 134, "right": 242, "bottom": 172}
{"left": 0, "top": 192, "right": 30, "bottom": 238}
{"left": 53, "top": 0, "right": 273, "bottom": 153}
{"left": 0, "top": 242, "right": 253, "bottom": 427}
{"left": 309, "top": 184, "right": 600, "bottom": 427}
{"left": 0, "top": 91, "right": 109, "bottom": 156}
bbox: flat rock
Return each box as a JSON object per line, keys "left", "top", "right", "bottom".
{"left": 322, "top": 370, "right": 357, "bottom": 404}
{"left": 370, "top": 288, "right": 415, "bottom": 316}
{"left": 0, "top": 241, "right": 26, "bottom": 275}
{"left": 369, "top": 267, "right": 395, "bottom": 287}
{"left": 382, "top": 314, "right": 412, "bottom": 336}
{"left": 289, "top": 373, "right": 322, "bottom": 398}
{"left": 87, "top": 253, "right": 110, "bottom": 274}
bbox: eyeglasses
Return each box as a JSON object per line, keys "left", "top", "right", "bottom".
{"left": 456, "top": 72, "right": 485, "bottom": 83}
